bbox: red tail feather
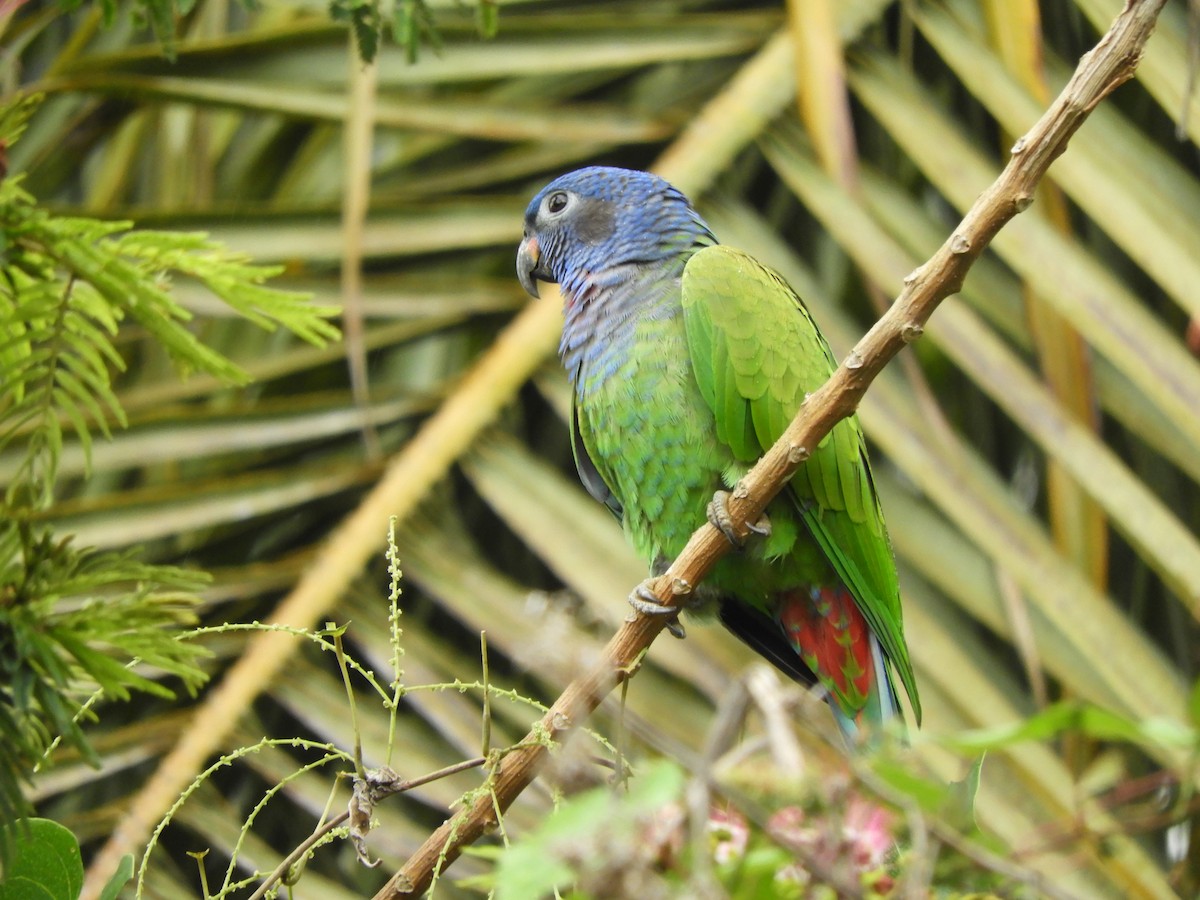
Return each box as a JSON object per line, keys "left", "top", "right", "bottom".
{"left": 779, "top": 585, "right": 874, "bottom": 713}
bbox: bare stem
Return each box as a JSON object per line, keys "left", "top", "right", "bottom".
{"left": 250, "top": 756, "right": 488, "bottom": 900}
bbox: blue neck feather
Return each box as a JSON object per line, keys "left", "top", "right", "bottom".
{"left": 524, "top": 167, "right": 718, "bottom": 395}
{"left": 559, "top": 258, "right": 689, "bottom": 397}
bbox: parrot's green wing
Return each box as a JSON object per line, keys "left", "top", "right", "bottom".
{"left": 570, "top": 394, "right": 623, "bottom": 519}
{"left": 681, "top": 245, "right": 921, "bottom": 722}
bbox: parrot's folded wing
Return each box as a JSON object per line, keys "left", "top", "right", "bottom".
{"left": 570, "top": 393, "right": 623, "bottom": 519}
{"left": 681, "top": 245, "right": 920, "bottom": 722}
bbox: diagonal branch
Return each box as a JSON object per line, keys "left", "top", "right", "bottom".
{"left": 373, "top": 2, "right": 1168, "bottom": 896}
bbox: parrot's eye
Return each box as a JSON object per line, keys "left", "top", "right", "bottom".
{"left": 545, "top": 191, "right": 570, "bottom": 215}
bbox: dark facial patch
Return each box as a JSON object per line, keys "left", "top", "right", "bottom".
{"left": 573, "top": 197, "right": 617, "bottom": 245}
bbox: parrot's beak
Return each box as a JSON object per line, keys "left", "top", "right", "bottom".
{"left": 517, "top": 233, "right": 552, "bottom": 298}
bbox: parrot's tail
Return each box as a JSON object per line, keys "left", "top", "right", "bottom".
{"left": 829, "top": 633, "right": 901, "bottom": 747}
{"left": 717, "top": 588, "right": 904, "bottom": 749}
{"left": 777, "top": 585, "right": 902, "bottom": 748}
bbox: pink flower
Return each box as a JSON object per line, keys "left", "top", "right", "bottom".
{"left": 842, "top": 796, "right": 896, "bottom": 869}
{"left": 640, "top": 802, "right": 686, "bottom": 868}
{"left": 708, "top": 807, "right": 749, "bottom": 865}
{"left": 767, "top": 806, "right": 816, "bottom": 850}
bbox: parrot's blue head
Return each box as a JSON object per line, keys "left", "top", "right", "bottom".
{"left": 517, "top": 166, "right": 715, "bottom": 302}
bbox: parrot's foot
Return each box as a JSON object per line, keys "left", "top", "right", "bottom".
{"left": 707, "top": 489, "right": 771, "bottom": 549}
{"left": 628, "top": 581, "right": 686, "bottom": 639}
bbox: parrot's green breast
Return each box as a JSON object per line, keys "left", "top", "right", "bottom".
{"left": 574, "top": 301, "right": 722, "bottom": 563}
{"left": 571, "top": 258, "right": 834, "bottom": 615}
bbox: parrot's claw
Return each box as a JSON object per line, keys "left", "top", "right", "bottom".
{"left": 707, "top": 490, "right": 771, "bottom": 549}
{"left": 628, "top": 582, "right": 686, "bottom": 639}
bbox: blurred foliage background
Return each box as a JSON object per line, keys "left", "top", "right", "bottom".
{"left": 2, "top": 0, "right": 1199, "bottom": 897}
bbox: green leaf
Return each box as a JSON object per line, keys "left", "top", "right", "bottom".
{"left": 620, "top": 758, "right": 686, "bottom": 814}
{"left": 476, "top": 0, "right": 499, "bottom": 40}
{"left": 493, "top": 761, "right": 685, "bottom": 900}
{"left": 869, "top": 759, "right": 951, "bottom": 813}
{"left": 0, "top": 819, "right": 83, "bottom": 900}
{"left": 493, "top": 851, "right": 575, "bottom": 900}
{"left": 97, "top": 854, "right": 133, "bottom": 900}
{"left": 331, "top": 0, "right": 383, "bottom": 63}
{"left": 0, "top": 95, "right": 44, "bottom": 150}
{"left": 940, "top": 754, "right": 985, "bottom": 833}
{"left": 941, "top": 702, "right": 1197, "bottom": 754}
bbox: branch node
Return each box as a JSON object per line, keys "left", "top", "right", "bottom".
{"left": 617, "top": 650, "right": 647, "bottom": 680}
{"left": 950, "top": 233, "right": 971, "bottom": 254}
{"left": 1013, "top": 193, "right": 1035, "bottom": 213}
{"left": 900, "top": 322, "right": 925, "bottom": 344}
{"left": 844, "top": 349, "right": 864, "bottom": 370}
{"left": 670, "top": 577, "right": 693, "bottom": 596}
{"left": 786, "top": 444, "right": 811, "bottom": 464}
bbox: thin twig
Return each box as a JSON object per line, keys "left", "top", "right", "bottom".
{"left": 332, "top": 625, "right": 366, "bottom": 780}
{"left": 385, "top": 515, "right": 406, "bottom": 769}
{"left": 744, "top": 664, "right": 804, "bottom": 775}
{"left": 927, "top": 817, "right": 1083, "bottom": 900}
{"left": 373, "top": 3, "right": 1169, "bottom": 897}
{"left": 248, "top": 755, "right": 488, "bottom": 900}
{"left": 899, "top": 796, "right": 934, "bottom": 900}
{"left": 248, "top": 809, "right": 351, "bottom": 900}
{"left": 480, "top": 631, "right": 492, "bottom": 758}
{"left": 1013, "top": 771, "right": 1198, "bottom": 859}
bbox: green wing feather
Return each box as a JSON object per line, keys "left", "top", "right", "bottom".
{"left": 681, "top": 245, "right": 921, "bottom": 722}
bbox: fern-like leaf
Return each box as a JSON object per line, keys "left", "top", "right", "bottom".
{"left": 0, "top": 167, "right": 339, "bottom": 501}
